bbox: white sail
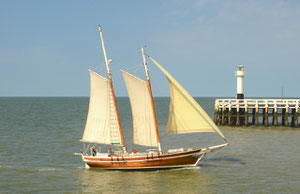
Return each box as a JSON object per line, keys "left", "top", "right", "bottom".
{"left": 150, "top": 58, "right": 226, "bottom": 139}
{"left": 121, "top": 70, "right": 158, "bottom": 147}
{"left": 82, "top": 70, "right": 122, "bottom": 145}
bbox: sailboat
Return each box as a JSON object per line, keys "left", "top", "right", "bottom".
{"left": 77, "top": 26, "right": 229, "bottom": 170}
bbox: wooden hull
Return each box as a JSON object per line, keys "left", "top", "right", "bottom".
{"left": 82, "top": 149, "right": 206, "bottom": 170}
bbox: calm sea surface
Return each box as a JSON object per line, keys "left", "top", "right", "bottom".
{"left": 0, "top": 97, "right": 299, "bottom": 193}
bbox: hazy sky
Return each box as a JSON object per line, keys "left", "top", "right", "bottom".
{"left": 1, "top": 0, "right": 300, "bottom": 97}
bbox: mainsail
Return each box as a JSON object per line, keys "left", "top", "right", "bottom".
{"left": 82, "top": 70, "right": 123, "bottom": 145}
{"left": 149, "top": 58, "right": 226, "bottom": 140}
{"left": 121, "top": 70, "right": 158, "bottom": 147}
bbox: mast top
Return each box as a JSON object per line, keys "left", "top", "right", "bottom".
{"left": 98, "top": 25, "right": 111, "bottom": 78}
{"left": 141, "top": 48, "right": 150, "bottom": 80}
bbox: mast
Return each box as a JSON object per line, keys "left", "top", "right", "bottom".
{"left": 98, "top": 25, "right": 126, "bottom": 151}
{"left": 141, "top": 48, "right": 162, "bottom": 154}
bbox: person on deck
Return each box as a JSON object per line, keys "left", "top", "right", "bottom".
{"left": 108, "top": 147, "right": 113, "bottom": 156}
{"left": 92, "top": 147, "right": 97, "bottom": 156}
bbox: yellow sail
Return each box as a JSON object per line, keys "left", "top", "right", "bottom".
{"left": 121, "top": 70, "right": 158, "bottom": 147}
{"left": 82, "top": 70, "right": 122, "bottom": 144}
{"left": 150, "top": 58, "right": 226, "bottom": 139}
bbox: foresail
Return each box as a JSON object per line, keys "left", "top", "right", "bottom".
{"left": 82, "top": 70, "right": 122, "bottom": 145}
{"left": 150, "top": 58, "right": 226, "bottom": 140}
{"left": 121, "top": 70, "right": 158, "bottom": 147}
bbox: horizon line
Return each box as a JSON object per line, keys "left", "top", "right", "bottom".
{"left": 0, "top": 96, "right": 299, "bottom": 98}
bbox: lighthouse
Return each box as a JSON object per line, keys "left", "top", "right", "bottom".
{"left": 235, "top": 65, "right": 244, "bottom": 99}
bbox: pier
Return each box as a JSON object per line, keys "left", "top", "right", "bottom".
{"left": 214, "top": 99, "right": 300, "bottom": 127}
{"left": 213, "top": 65, "right": 299, "bottom": 127}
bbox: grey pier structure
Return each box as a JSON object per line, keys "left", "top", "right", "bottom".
{"left": 214, "top": 66, "right": 300, "bottom": 128}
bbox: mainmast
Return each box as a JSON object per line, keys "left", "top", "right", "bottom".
{"left": 98, "top": 25, "right": 126, "bottom": 151}
{"left": 141, "top": 48, "right": 162, "bottom": 154}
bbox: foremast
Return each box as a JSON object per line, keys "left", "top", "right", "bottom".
{"left": 98, "top": 26, "right": 126, "bottom": 151}
{"left": 141, "top": 48, "right": 162, "bottom": 154}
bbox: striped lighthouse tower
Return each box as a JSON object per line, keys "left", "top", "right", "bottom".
{"left": 235, "top": 65, "right": 244, "bottom": 99}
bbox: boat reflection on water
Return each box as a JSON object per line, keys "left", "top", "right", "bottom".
{"left": 78, "top": 167, "right": 211, "bottom": 193}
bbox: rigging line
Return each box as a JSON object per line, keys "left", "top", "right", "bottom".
{"left": 202, "top": 146, "right": 223, "bottom": 160}
{"left": 124, "top": 64, "right": 144, "bottom": 75}
{"left": 145, "top": 54, "right": 170, "bottom": 108}
{"left": 133, "top": 65, "right": 144, "bottom": 75}
{"left": 90, "top": 63, "right": 106, "bottom": 76}
{"left": 149, "top": 76, "right": 170, "bottom": 112}
{"left": 105, "top": 82, "right": 112, "bottom": 144}
{"left": 145, "top": 91, "right": 153, "bottom": 147}
{"left": 99, "top": 64, "right": 106, "bottom": 74}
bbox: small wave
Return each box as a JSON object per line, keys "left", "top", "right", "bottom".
{"left": 172, "top": 166, "right": 201, "bottom": 171}
{"left": 144, "top": 166, "right": 201, "bottom": 173}
{"left": 38, "top": 167, "right": 57, "bottom": 172}
{"left": 0, "top": 165, "right": 12, "bottom": 170}
{"left": 5, "top": 166, "right": 60, "bottom": 173}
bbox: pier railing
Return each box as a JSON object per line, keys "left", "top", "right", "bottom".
{"left": 215, "top": 99, "right": 300, "bottom": 110}
{"left": 214, "top": 99, "right": 300, "bottom": 127}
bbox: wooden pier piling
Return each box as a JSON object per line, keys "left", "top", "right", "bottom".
{"left": 245, "top": 105, "right": 248, "bottom": 127}
{"left": 263, "top": 107, "right": 268, "bottom": 126}
{"left": 273, "top": 107, "right": 278, "bottom": 126}
{"left": 284, "top": 107, "right": 289, "bottom": 127}
{"left": 228, "top": 105, "right": 232, "bottom": 126}
{"left": 214, "top": 105, "right": 218, "bottom": 124}
{"left": 214, "top": 99, "right": 300, "bottom": 128}
{"left": 236, "top": 105, "right": 240, "bottom": 126}
{"left": 254, "top": 107, "right": 259, "bottom": 126}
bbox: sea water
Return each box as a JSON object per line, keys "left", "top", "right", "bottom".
{"left": 0, "top": 97, "right": 299, "bottom": 193}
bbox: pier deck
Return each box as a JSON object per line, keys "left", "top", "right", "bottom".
{"left": 214, "top": 99, "right": 300, "bottom": 127}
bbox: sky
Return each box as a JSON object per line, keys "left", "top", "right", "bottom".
{"left": 0, "top": 0, "right": 300, "bottom": 97}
